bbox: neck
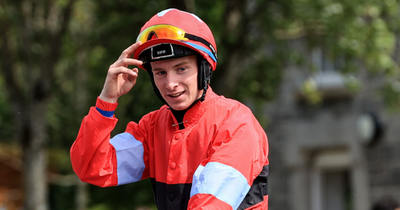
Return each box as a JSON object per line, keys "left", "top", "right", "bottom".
{"left": 171, "top": 108, "right": 186, "bottom": 129}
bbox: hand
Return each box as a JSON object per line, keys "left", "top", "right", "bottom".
{"left": 99, "top": 42, "right": 143, "bottom": 103}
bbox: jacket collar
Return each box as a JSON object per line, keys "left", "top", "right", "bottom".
{"left": 170, "top": 86, "right": 218, "bottom": 129}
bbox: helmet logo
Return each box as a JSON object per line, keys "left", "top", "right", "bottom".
{"left": 151, "top": 44, "right": 175, "bottom": 60}
{"left": 157, "top": 50, "right": 167, "bottom": 55}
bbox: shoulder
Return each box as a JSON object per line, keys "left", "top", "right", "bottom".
{"left": 214, "top": 95, "right": 253, "bottom": 117}
{"left": 207, "top": 89, "right": 248, "bottom": 111}
{"left": 126, "top": 105, "right": 170, "bottom": 132}
{"left": 203, "top": 94, "right": 260, "bottom": 131}
{"left": 141, "top": 104, "right": 170, "bottom": 120}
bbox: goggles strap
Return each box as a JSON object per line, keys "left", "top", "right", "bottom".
{"left": 184, "top": 33, "right": 217, "bottom": 61}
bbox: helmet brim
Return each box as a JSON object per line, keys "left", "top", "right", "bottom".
{"left": 133, "top": 38, "right": 216, "bottom": 71}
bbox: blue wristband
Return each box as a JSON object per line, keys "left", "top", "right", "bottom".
{"left": 96, "top": 107, "right": 115, "bottom": 117}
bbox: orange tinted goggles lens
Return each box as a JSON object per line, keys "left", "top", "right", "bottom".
{"left": 136, "top": 24, "right": 189, "bottom": 43}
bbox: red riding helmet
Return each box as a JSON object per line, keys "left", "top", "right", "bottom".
{"left": 133, "top": 8, "right": 218, "bottom": 71}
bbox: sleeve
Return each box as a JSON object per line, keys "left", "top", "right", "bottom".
{"left": 70, "top": 98, "right": 149, "bottom": 187}
{"left": 188, "top": 105, "right": 269, "bottom": 210}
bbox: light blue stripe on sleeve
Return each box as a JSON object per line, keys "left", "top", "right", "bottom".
{"left": 190, "top": 162, "right": 250, "bottom": 209}
{"left": 110, "top": 132, "right": 145, "bottom": 185}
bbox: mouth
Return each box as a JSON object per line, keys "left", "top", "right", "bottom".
{"left": 168, "top": 91, "right": 184, "bottom": 98}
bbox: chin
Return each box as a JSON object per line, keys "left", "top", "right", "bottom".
{"left": 170, "top": 103, "right": 190, "bottom": 111}
{"left": 171, "top": 106, "right": 187, "bottom": 111}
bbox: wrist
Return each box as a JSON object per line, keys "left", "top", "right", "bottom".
{"left": 96, "top": 97, "right": 118, "bottom": 118}
{"left": 96, "top": 97, "right": 118, "bottom": 111}
{"left": 99, "top": 92, "right": 118, "bottom": 104}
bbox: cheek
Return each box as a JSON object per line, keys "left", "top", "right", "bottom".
{"left": 188, "top": 75, "right": 199, "bottom": 90}
{"left": 153, "top": 78, "right": 164, "bottom": 89}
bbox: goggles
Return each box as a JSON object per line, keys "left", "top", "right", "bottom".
{"left": 136, "top": 24, "right": 217, "bottom": 62}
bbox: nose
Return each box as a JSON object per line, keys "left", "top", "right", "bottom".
{"left": 165, "top": 73, "right": 179, "bottom": 90}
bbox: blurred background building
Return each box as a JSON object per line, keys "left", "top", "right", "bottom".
{"left": 1, "top": 0, "right": 400, "bottom": 209}
{"left": 266, "top": 38, "right": 400, "bottom": 210}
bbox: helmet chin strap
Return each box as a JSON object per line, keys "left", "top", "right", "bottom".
{"left": 144, "top": 57, "right": 212, "bottom": 109}
{"left": 197, "top": 58, "right": 212, "bottom": 102}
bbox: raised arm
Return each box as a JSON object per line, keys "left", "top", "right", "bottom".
{"left": 99, "top": 41, "right": 143, "bottom": 103}
{"left": 70, "top": 42, "right": 147, "bottom": 187}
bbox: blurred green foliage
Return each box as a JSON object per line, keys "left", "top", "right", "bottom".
{"left": 0, "top": 75, "right": 14, "bottom": 143}
{"left": 1, "top": 0, "right": 400, "bottom": 209}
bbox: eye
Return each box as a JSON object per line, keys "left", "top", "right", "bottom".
{"left": 177, "top": 67, "right": 187, "bottom": 72}
{"left": 155, "top": 71, "right": 166, "bottom": 76}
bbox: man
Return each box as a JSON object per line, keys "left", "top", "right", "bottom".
{"left": 70, "top": 8, "right": 269, "bottom": 210}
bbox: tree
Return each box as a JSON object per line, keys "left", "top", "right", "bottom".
{"left": 282, "top": 0, "right": 400, "bottom": 109}
{"left": 0, "top": 0, "right": 76, "bottom": 209}
{"left": 2, "top": 0, "right": 400, "bottom": 209}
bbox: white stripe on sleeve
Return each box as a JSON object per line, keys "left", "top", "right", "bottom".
{"left": 110, "top": 132, "right": 145, "bottom": 185}
{"left": 190, "top": 162, "right": 250, "bottom": 209}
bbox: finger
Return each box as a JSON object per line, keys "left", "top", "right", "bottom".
{"left": 108, "top": 66, "right": 138, "bottom": 77}
{"left": 110, "top": 58, "right": 143, "bottom": 68}
{"left": 119, "top": 41, "right": 142, "bottom": 59}
{"left": 131, "top": 67, "right": 139, "bottom": 74}
{"left": 128, "top": 68, "right": 140, "bottom": 83}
